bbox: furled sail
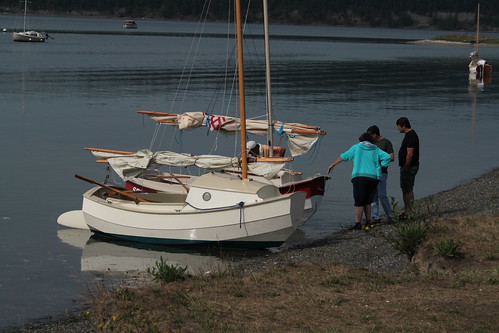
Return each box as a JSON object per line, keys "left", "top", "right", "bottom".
{"left": 90, "top": 149, "right": 284, "bottom": 180}
{"left": 138, "top": 111, "right": 326, "bottom": 157}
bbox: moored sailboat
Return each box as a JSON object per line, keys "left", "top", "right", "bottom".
{"left": 468, "top": 3, "right": 492, "bottom": 79}
{"left": 84, "top": 0, "right": 330, "bottom": 224}
{"left": 59, "top": 0, "right": 308, "bottom": 248}
{"left": 12, "top": 0, "right": 48, "bottom": 42}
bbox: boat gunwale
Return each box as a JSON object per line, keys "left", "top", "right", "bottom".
{"left": 84, "top": 186, "right": 303, "bottom": 215}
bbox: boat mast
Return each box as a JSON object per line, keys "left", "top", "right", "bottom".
{"left": 476, "top": 3, "right": 480, "bottom": 58}
{"left": 235, "top": 0, "right": 249, "bottom": 179}
{"left": 263, "top": 0, "right": 274, "bottom": 156}
{"left": 22, "top": 0, "right": 28, "bottom": 32}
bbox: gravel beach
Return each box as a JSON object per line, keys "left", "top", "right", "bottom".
{"left": 3, "top": 167, "right": 498, "bottom": 333}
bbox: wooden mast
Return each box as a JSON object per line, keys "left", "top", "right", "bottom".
{"left": 263, "top": 0, "right": 274, "bottom": 156}
{"left": 476, "top": 3, "right": 480, "bottom": 58}
{"left": 235, "top": 0, "right": 248, "bottom": 179}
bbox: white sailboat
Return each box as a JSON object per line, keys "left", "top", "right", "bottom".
{"left": 12, "top": 0, "right": 48, "bottom": 42}
{"left": 59, "top": 0, "right": 307, "bottom": 248}
{"left": 468, "top": 3, "right": 492, "bottom": 79}
{"left": 84, "top": 2, "right": 329, "bottom": 224}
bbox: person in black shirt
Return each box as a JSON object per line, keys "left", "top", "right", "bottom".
{"left": 396, "top": 117, "right": 419, "bottom": 219}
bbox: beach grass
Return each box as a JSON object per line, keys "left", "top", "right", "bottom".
{"left": 86, "top": 213, "right": 499, "bottom": 332}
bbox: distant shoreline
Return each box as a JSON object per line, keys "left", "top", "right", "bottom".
{"left": 410, "top": 39, "right": 499, "bottom": 47}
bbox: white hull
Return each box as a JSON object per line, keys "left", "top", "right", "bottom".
{"left": 82, "top": 173, "right": 306, "bottom": 247}
{"left": 126, "top": 169, "right": 328, "bottom": 224}
{"left": 12, "top": 31, "right": 46, "bottom": 42}
{"left": 468, "top": 59, "right": 492, "bottom": 77}
{"left": 58, "top": 210, "right": 88, "bottom": 229}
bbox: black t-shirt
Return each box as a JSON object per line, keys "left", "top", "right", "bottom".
{"left": 398, "top": 130, "right": 419, "bottom": 167}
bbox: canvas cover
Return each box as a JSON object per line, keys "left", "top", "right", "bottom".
{"left": 92, "top": 149, "right": 284, "bottom": 180}
{"left": 144, "top": 111, "right": 323, "bottom": 156}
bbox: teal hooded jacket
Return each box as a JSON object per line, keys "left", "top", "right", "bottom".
{"left": 340, "top": 141, "right": 392, "bottom": 181}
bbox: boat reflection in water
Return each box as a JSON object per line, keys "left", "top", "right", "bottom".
{"left": 57, "top": 229, "right": 229, "bottom": 279}
{"left": 468, "top": 72, "right": 491, "bottom": 144}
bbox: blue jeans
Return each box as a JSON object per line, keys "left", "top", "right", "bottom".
{"left": 372, "top": 172, "right": 393, "bottom": 219}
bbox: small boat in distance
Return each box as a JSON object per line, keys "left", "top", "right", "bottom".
{"left": 123, "top": 20, "right": 138, "bottom": 29}
{"left": 468, "top": 4, "right": 492, "bottom": 79}
{"left": 12, "top": 0, "right": 47, "bottom": 42}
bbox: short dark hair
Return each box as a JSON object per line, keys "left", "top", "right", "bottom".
{"left": 359, "top": 132, "right": 375, "bottom": 144}
{"left": 396, "top": 117, "right": 411, "bottom": 128}
{"left": 367, "top": 125, "right": 380, "bottom": 136}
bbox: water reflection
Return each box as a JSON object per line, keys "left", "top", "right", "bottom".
{"left": 468, "top": 73, "right": 492, "bottom": 143}
{"left": 57, "top": 229, "right": 229, "bottom": 277}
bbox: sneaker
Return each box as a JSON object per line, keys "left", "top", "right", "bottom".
{"left": 364, "top": 221, "right": 375, "bottom": 230}
{"left": 351, "top": 222, "right": 362, "bottom": 230}
{"left": 398, "top": 213, "right": 408, "bottom": 221}
{"left": 373, "top": 218, "right": 381, "bottom": 224}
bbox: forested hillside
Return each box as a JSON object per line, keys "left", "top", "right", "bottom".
{"left": 1, "top": 0, "right": 498, "bottom": 31}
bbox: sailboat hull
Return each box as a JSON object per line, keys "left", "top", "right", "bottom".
{"left": 126, "top": 171, "right": 328, "bottom": 224}
{"left": 12, "top": 31, "right": 46, "bottom": 42}
{"left": 469, "top": 60, "right": 492, "bottom": 79}
{"left": 82, "top": 185, "right": 306, "bottom": 248}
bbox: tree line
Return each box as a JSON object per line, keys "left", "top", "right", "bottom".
{"left": 2, "top": 0, "right": 498, "bottom": 31}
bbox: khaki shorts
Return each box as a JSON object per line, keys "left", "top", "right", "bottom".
{"left": 400, "top": 166, "right": 419, "bottom": 191}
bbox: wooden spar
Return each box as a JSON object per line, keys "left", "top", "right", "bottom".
{"left": 263, "top": 0, "right": 273, "bottom": 156}
{"left": 137, "top": 110, "right": 178, "bottom": 117}
{"left": 283, "top": 123, "right": 321, "bottom": 130}
{"left": 84, "top": 147, "right": 135, "bottom": 155}
{"left": 157, "top": 120, "right": 178, "bottom": 124}
{"left": 255, "top": 157, "right": 294, "bottom": 163}
{"left": 138, "top": 110, "right": 326, "bottom": 133}
{"left": 168, "top": 173, "right": 190, "bottom": 193}
{"left": 75, "top": 174, "right": 150, "bottom": 203}
{"left": 476, "top": 3, "right": 480, "bottom": 58}
{"left": 235, "top": 0, "right": 248, "bottom": 180}
{"left": 152, "top": 175, "right": 191, "bottom": 179}
{"left": 290, "top": 129, "right": 327, "bottom": 135}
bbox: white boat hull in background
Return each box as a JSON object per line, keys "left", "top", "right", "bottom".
{"left": 12, "top": 31, "right": 47, "bottom": 42}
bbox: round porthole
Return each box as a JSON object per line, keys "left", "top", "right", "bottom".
{"left": 202, "top": 192, "right": 212, "bottom": 201}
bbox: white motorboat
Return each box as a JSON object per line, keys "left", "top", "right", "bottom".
{"left": 122, "top": 20, "right": 138, "bottom": 29}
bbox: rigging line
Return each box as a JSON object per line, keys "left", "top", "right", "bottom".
{"left": 206, "top": 2, "right": 237, "bottom": 155}
{"left": 209, "top": 0, "right": 240, "bottom": 156}
{"left": 177, "top": 0, "right": 213, "bottom": 113}
{"left": 149, "top": 122, "right": 162, "bottom": 151}
{"left": 221, "top": 0, "right": 235, "bottom": 119}
{"left": 186, "top": 200, "right": 245, "bottom": 211}
{"left": 151, "top": 0, "right": 212, "bottom": 151}
{"left": 168, "top": 0, "right": 212, "bottom": 115}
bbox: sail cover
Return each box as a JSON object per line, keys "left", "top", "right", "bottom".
{"left": 141, "top": 111, "right": 325, "bottom": 157}
{"left": 91, "top": 149, "right": 284, "bottom": 180}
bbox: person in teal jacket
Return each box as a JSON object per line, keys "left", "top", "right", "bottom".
{"left": 327, "top": 132, "right": 392, "bottom": 230}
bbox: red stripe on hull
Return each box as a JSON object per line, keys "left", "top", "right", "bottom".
{"left": 278, "top": 175, "right": 328, "bottom": 198}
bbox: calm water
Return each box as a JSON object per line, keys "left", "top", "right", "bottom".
{"left": 1, "top": 15, "right": 498, "bottom": 328}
